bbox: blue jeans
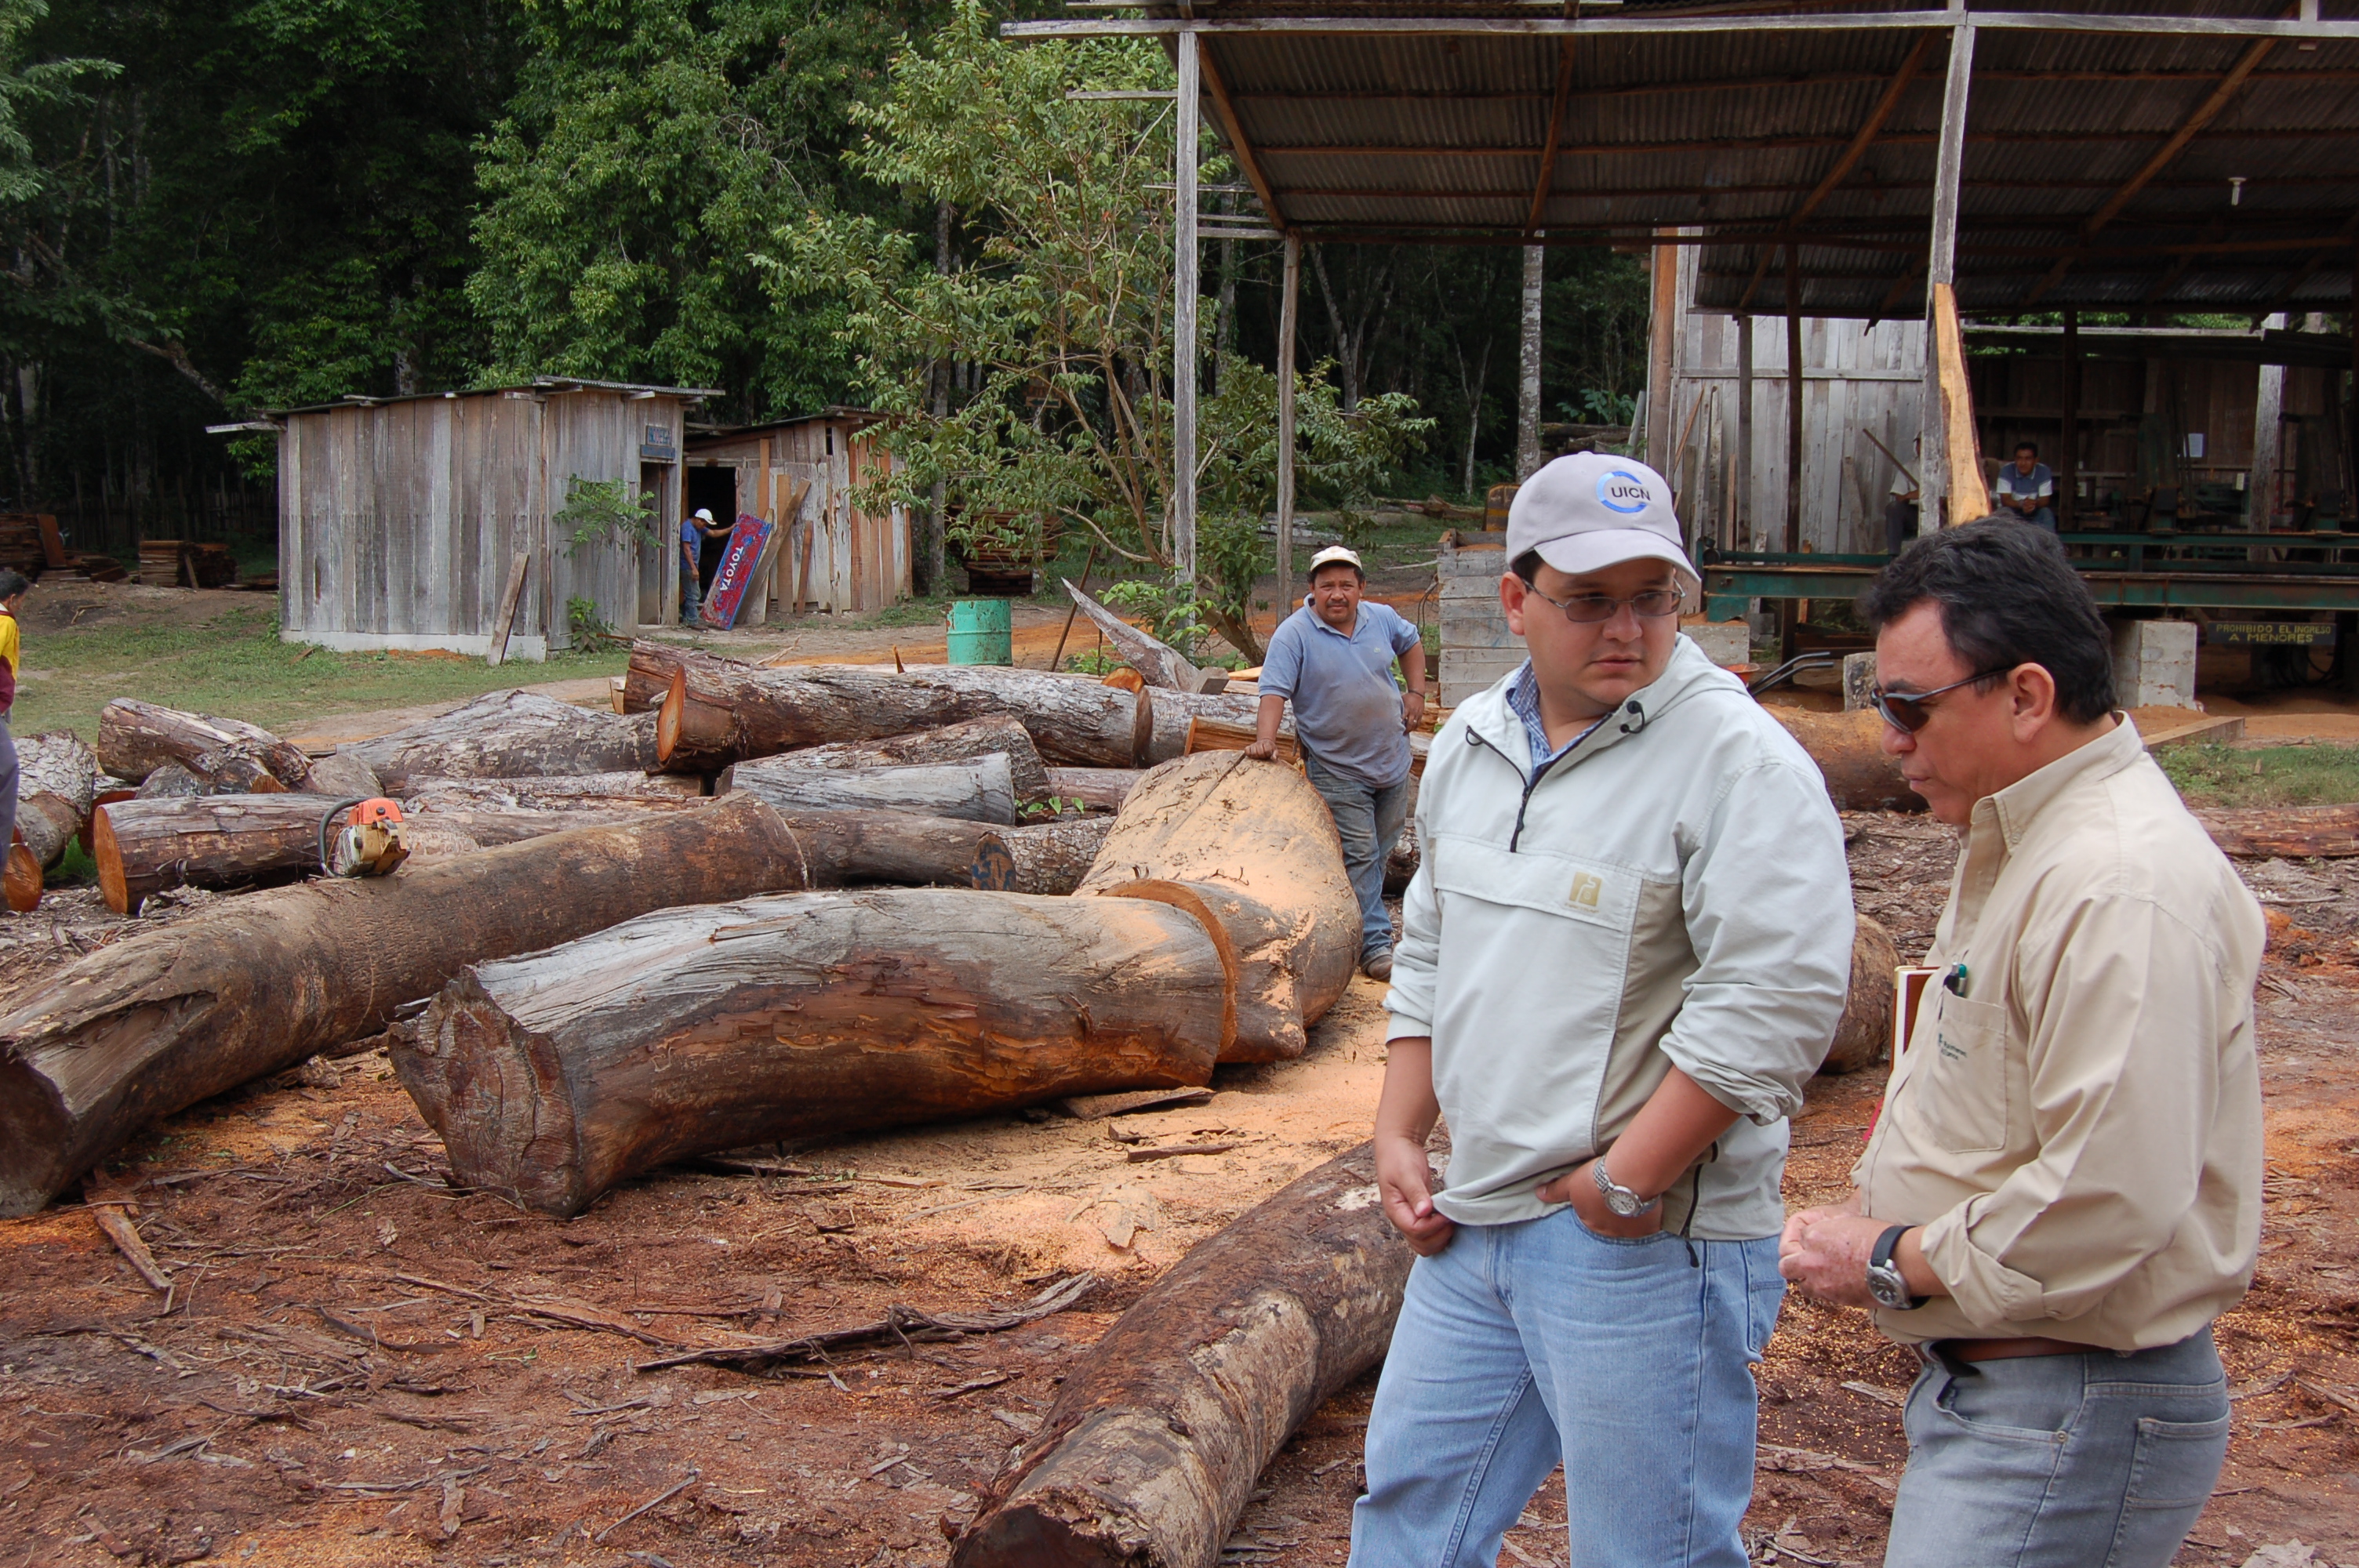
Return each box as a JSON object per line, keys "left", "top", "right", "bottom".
{"left": 681, "top": 552, "right": 703, "bottom": 622}
{"left": 0, "top": 718, "right": 16, "bottom": 874}
{"left": 1884, "top": 1327, "right": 2230, "bottom": 1568}
{"left": 1303, "top": 750, "right": 1410, "bottom": 960}
{"left": 1350, "top": 1213, "right": 1784, "bottom": 1568}
{"left": 2005, "top": 505, "right": 2057, "bottom": 531}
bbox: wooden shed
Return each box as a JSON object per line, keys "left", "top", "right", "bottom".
{"left": 265, "top": 378, "right": 717, "bottom": 660}
{"left": 683, "top": 411, "right": 910, "bottom": 620}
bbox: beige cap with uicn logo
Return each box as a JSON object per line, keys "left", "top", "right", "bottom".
{"left": 1506, "top": 452, "right": 1695, "bottom": 586}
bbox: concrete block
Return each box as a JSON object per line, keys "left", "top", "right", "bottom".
{"left": 1681, "top": 621, "right": 1750, "bottom": 669}
{"left": 2109, "top": 619, "right": 2198, "bottom": 710}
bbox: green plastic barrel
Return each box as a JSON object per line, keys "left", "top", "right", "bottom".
{"left": 945, "top": 597, "right": 1013, "bottom": 666}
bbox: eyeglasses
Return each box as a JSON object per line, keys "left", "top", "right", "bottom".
{"left": 1870, "top": 667, "right": 2015, "bottom": 733}
{"left": 1523, "top": 586, "right": 1685, "bottom": 625}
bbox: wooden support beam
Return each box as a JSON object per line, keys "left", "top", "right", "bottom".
{"left": 1920, "top": 20, "right": 1974, "bottom": 528}
{"left": 1736, "top": 34, "right": 1936, "bottom": 312}
{"left": 1932, "top": 283, "right": 1992, "bottom": 524}
{"left": 2019, "top": 32, "right": 2279, "bottom": 308}
{"left": 2060, "top": 310, "right": 2080, "bottom": 528}
{"left": 1253, "top": 126, "right": 2328, "bottom": 162}
{"left": 1277, "top": 233, "right": 1299, "bottom": 590}
{"left": 1174, "top": 31, "right": 1201, "bottom": 596}
{"left": 1525, "top": 39, "right": 1577, "bottom": 234}
{"left": 1194, "top": 44, "right": 1285, "bottom": 235}
{"left": 2255, "top": 209, "right": 2359, "bottom": 321}
{"left": 1227, "top": 69, "right": 2359, "bottom": 103}
{"left": 1008, "top": 13, "right": 2348, "bottom": 41}
{"left": 1786, "top": 245, "right": 1805, "bottom": 553}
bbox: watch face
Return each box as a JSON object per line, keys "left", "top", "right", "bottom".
{"left": 1866, "top": 1265, "right": 1907, "bottom": 1309}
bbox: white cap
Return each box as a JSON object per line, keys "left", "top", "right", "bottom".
{"left": 693, "top": 508, "right": 715, "bottom": 522}
{"left": 1505, "top": 452, "right": 1695, "bottom": 586}
{"left": 1307, "top": 545, "right": 1364, "bottom": 577}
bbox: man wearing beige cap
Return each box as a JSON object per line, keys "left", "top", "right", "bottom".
{"left": 1354, "top": 453, "right": 1854, "bottom": 1566}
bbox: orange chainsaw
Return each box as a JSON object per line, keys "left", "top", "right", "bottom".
{"left": 319, "top": 797, "right": 410, "bottom": 878}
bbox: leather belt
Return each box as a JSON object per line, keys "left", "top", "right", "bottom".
{"left": 1943, "top": 1335, "right": 2095, "bottom": 1363}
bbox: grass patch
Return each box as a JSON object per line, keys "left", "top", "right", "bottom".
{"left": 2157, "top": 741, "right": 2359, "bottom": 810}
{"left": 11, "top": 605, "right": 628, "bottom": 742}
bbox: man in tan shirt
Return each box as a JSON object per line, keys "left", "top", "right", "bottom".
{"left": 1779, "top": 519, "right": 2263, "bottom": 1568}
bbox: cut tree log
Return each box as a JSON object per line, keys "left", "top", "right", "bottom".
{"left": 1765, "top": 707, "right": 1921, "bottom": 813}
{"left": 654, "top": 652, "right": 1263, "bottom": 773}
{"left": 1041, "top": 767, "right": 1140, "bottom": 811}
{"left": 95, "top": 699, "right": 282, "bottom": 785}
{"left": 1061, "top": 578, "right": 1207, "bottom": 692}
{"left": 12, "top": 731, "right": 97, "bottom": 877}
{"left": 622, "top": 638, "right": 692, "bottom": 713}
{"left": 93, "top": 795, "right": 342, "bottom": 913}
{"left": 2197, "top": 803, "right": 2359, "bottom": 858}
{"left": 952, "top": 1140, "right": 1418, "bottom": 1568}
{"left": 134, "top": 764, "right": 205, "bottom": 800}
{"left": 1820, "top": 915, "right": 1901, "bottom": 1076}
{"left": 1074, "top": 751, "right": 1358, "bottom": 1062}
{"left": 721, "top": 713, "right": 1050, "bottom": 804}
{"left": 720, "top": 755, "right": 1017, "bottom": 825}
{"left": 297, "top": 750, "right": 383, "bottom": 800}
{"left": 982, "top": 816, "right": 1119, "bottom": 896}
{"left": 400, "top": 771, "right": 703, "bottom": 806}
{"left": 0, "top": 794, "right": 812, "bottom": 1218}
{"left": 399, "top": 798, "right": 705, "bottom": 847}
{"left": 395, "top": 888, "right": 1232, "bottom": 1215}
{"left": 187, "top": 740, "right": 305, "bottom": 794}
{"left": 349, "top": 689, "right": 659, "bottom": 793}
{"left": 1186, "top": 713, "right": 1299, "bottom": 767}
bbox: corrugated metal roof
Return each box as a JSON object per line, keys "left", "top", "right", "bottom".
{"left": 1076, "top": 1, "right": 2359, "bottom": 317}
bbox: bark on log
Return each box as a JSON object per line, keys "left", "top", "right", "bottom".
{"left": 729, "top": 713, "right": 1051, "bottom": 804}
{"left": 1765, "top": 706, "right": 1921, "bottom": 813}
{"left": 1186, "top": 713, "right": 1299, "bottom": 766}
{"left": 135, "top": 764, "right": 205, "bottom": 800}
{"left": 400, "top": 771, "right": 703, "bottom": 807}
{"left": 953, "top": 1141, "right": 1417, "bottom": 1568}
{"left": 1042, "top": 767, "right": 1140, "bottom": 811}
{"left": 95, "top": 699, "right": 280, "bottom": 785}
{"left": 623, "top": 638, "right": 692, "bottom": 714}
{"left": 294, "top": 750, "right": 383, "bottom": 800}
{"left": 13, "top": 731, "right": 96, "bottom": 871}
{"left": 2196, "top": 803, "right": 2359, "bottom": 858}
{"left": 93, "top": 795, "right": 343, "bottom": 913}
{"left": 348, "top": 690, "right": 659, "bottom": 793}
{"left": 654, "top": 652, "right": 1263, "bottom": 773}
{"left": 400, "top": 798, "right": 705, "bottom": 848}
{"left": 1062, "top": 578, "right": 1207, "bottom": 692}
{"left": 720, "top": 756, "right": 1016, "bottom": 825}
{"left": 983, "top": 816, "right": 1120, "bottom": 896}
{"left": 1820, "top": 915, "right": 1901, "bottom": 1076}
{"left": 187, "top": 741, "right": 302, "bottom": 793}
{"left": 0, "top": 794, "right": 809, "bottom": 1218}
{"left": 394, "top": 889, "right": 1231, "bottom": 1216}
{"left": 1074, "top": 751, "right": 1359, "bottom": 1062}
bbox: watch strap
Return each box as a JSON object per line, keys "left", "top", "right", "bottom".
{"left": 1870, "top": 1224, "right": 1924, "bottom": 1309}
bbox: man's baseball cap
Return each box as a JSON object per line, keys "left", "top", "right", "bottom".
{"left": 693, "top": 507, "right": 715, "bottom": 521}
{"left": 1307, "top": 545, "right": 1364, "bottom": 576}
{"left": 1505, "top": 452, "right": 1695, "bottom": 586}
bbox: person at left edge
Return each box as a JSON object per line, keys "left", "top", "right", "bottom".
{"left": 0, "top": 567, "right": 25, "bottom": 903}
{"left": 1245, "top": 544, "right": 1426, "bottom": 981}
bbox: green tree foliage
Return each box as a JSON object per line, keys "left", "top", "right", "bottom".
{"left": 772, "top": 2, "right": 1428, "bottom": 659}
{"left": 468, "top": 0, "right": 941, "bottom": 423}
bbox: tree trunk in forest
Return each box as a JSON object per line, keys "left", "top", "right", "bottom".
{"left": 1766, "top": 707, "right": 1921, "bottom": 812}
{"left": 1042, "top": 767, "right": 1140, "bottom": 812}
{"left": 719, "top": 756, "right": 1016, "bottom": 825}
{"left": 1518, "top": 245, "right": 1545, "bottom": 480}
{"left": 720, "top": 713, "right": 1049, "bottom": 804}
{"left": 980, "top": 815, "right": 1118, "bottom": 896}
{"left": 953, "top": 1140, "right": 1419, "bottom": 1568}
{"left": 0, "top": 795, "right": 808, "bottom": 1218}
{"left": 395, "top": 889, "right": 1233, "bottom": 1216}
{"left": 349, "top": 690, "right": 658, "bottom": 793}
{"left": 1074, "top": 751, "right": 1358, "bottom": 1062}
{"left": 655, "top": 653, "right": 1262, "bottom": 774}
{"left": 1821, "top": 915, "right": 1901, "bottom": 1076}
{"left": 96, "top": 699, "right": 297, "bottom": 786}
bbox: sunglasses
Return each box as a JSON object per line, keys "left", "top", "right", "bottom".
{"left": 1870, "top": 667, "right": 2015, "bottom": 733}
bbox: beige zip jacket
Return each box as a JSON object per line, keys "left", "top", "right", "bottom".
{"left": 1854, "top": 717, "right": 2265, "bottom": 1352}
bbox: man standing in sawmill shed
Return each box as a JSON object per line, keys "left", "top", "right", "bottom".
{"left": 1780, "top": 520, "right": 2262, "bottom": 1568}
{"left": 1245, "top": 543, "right": 1427, "bottom": 981}
{"left": 1355, "top": 452, "right": 1856, "bottom": 1567}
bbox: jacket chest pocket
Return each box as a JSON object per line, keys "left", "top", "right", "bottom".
{"left": 1429, "top": 834, "right": 1642, "bottom": 935}
{"left": 1906, "top": 993, "right": 2013, "bottom": 1155}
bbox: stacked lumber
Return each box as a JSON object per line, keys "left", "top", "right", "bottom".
{"left": 390, "top": 750, "right": 1359, "bottom": 1214}
{"left": 73, "top": 554, "right": 126, "bottom": 583}
{"left": 0, "top": 514, "right": 43, "bottom": 576}
{"left": 138, "top": 539, "right": 188, "bottom": 586}
{"left": 185, "top": 541, "right": 238, "bottom": 588}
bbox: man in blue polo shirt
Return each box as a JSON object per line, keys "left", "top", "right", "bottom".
{"left": 1246, "top": 545, "right": 1426, "bottom": 979}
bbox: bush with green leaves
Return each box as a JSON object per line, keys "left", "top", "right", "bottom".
{"left": 554, "top": 476, "right": 660, "bottom": 556}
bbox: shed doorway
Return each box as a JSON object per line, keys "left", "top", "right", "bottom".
{"left": 685, "top": 465, "right": 739, "bottom": 600}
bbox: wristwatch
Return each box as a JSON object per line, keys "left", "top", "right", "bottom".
{"left": 1590, "top": 1159, "right": 1660, "bottom": 1218}
{"left": 1866, "top": 1225, "right": 1925, "bottom": 1310}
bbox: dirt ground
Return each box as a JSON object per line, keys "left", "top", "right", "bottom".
{"left": 5, "top": 807, "right": 2358, "bottom": 1568}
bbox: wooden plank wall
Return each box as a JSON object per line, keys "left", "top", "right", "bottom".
{"left": 279, "top": 389, "right": 684, "bottom": 653}
{"left": 688, "top": 419, "right": 910, "bottom": 615}
{"left": 1663, "top": 242, "right": 1928, "bottom": 556}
